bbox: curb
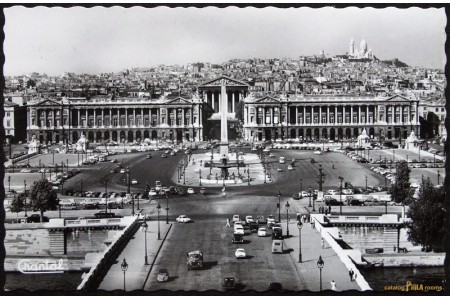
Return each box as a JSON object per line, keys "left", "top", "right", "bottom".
{"left": 141, "top": 223, "right": 173, "bottom": 289}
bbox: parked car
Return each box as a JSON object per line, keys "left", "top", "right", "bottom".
{"left": 157, "top": 269, "right": 169, "bottom": 282}
{"left": 131, "top": 179, "right": 138, "bottom": 185}
{"left": 232, "top": 215, "right": 240, "bottom": 223}
{"left": 94, "top": 211, "right": 116, "bottom": 218}
{"left": 26, "top": 214, "right": 49, "bottom": 223}
{"left": 348, "top": 199, "right": 364, "bottom": 206}
{"left": 235, "top": 248, "right": 246, "bottom": 259}
{"left": 199, "top": 187, "right": 206, "bottom": 195}
{"left": 176, "top": 215, "right": 192, "bottom": 223}
{"left": 325, "top": 199, "right": 344, "bottom": 206}
{"left": 187, "top": 188, "right": 195, "bottom": 194}
{"left": 292, "top": 193, "right": 301, "bottom": 200}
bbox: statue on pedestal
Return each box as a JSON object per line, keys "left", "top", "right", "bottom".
{"left": 76, "top": 134, "right": 88, "bottom": 153}
{"left": 28, "top": 134, "right": 40, "bottom": 154}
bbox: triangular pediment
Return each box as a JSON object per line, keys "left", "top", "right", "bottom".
{"left": 35, "top": 98, "right": 63, "bottom": 106}
{"left": 199, "top": 75, "right": 250, "bottom": 87}
{"left": 255, "top": 95, "right": 281, "bottom": 103}
{"left": 385, "top": 95, "right": 411, "bottom": 102}
{"left": 165, "top": 97, "right": 192, "bottom": 104}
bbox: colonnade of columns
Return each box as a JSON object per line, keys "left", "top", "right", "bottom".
{"left": 202, "top": 90, "right": 247, "bottom": 113}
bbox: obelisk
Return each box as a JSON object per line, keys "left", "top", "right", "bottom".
{"left": 219, "top": 80, "right": 229, "bottom": 159}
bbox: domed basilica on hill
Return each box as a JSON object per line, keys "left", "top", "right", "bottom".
{"left": 349, "top": 37, "right": 374, "bottom": 59}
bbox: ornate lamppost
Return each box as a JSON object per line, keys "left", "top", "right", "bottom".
{"left": 277, "top": 191, "right": 281, "bottom": 222}
{"left": 157, "top": 203, "right": 161, "bottom": 240}
{"left": 338, "top": 176, "right": 344, "bottom": 215}
{"left": 317, "top": 255, "right": 324, "bottom": 292}
{"left": 297, "top": 220, "right": 303, "bottom": 262}
{"left": 308, "top": 186, "right": 312, "bottom": 207}
{"left": 285, "top": 201, "right": 290, "bottom": 237}
{"left": 141, "top": 219, "right": 148, "bottom": 265}
{"left": 199, "top": 169, "right": 202, "bottom": 186}
{"left": 121, "top": 258, "right": 128, "bottom": 291}
{"left": 166, "top": 194, "right": 169, "bottom": 224}
{"left": 24, "top": 180, "right": 28, "bottom": 217}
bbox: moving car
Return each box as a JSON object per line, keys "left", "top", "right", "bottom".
{"left": 161, "top": 154, "right": 168, "bottom": 158}
{"left": 348, "top": 199, "right": 364, "bottom": 206}
{"left": 314, "top": 150, "right": 322, "bottom": 155}
{"left": 292, "top": 193, "right": 301, "bottom": 200}
{"left": 157, "top": 269, "right": 169, "bottom": 282}
{"left": 120, "top": 169, "right": 125, "bottom": 173}
{"left": 245, "top": 216, "right": 254, "bottom": 223}
{"left": 223, "top": 277, "right": 236, "bottom": 290}
{"left": 257, "top": 227, "right": 268, "bottom": 237}
{"left": 131, "top": 179, "right": 138, "bottom": 185}
{"left": 232, "top": 233, "right": 244, "bottom": 244}
{"left": 176, "top": 215, "right": 192, "bottom": 223}
{"left": 199, "top": 187, "right": 206, "bottom": 195}
{"left": 234, "top": 225, "right": 244, "bottom": 235}
{"left": 325, "top": 199, "right": 344, "bottom": 206}
{"left": 187, "top": 188, "right": 195, "bottom": 194}
{"left": 235, "top": 248, "right": 246, "bottom": 259}
{"left": 232, "top": 215, "right": 240, "bottom": 223}
{"left": 266, "top": 215, "right": 276, "bottom": 227}
{"left": 287, "top": 165, "right": 293, "bottom": 170}
{"left": 146, "top": 154, "right": 152, "bottom": 159}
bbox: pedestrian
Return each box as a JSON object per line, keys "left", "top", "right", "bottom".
{"left": 226, "top": 218, "right": 230, "bottom": 227}
{"left": 324, "top": 208, "right": 328, "bottom": 215}
{"left": 349, "top": 269, "right": 354, "bottom": 281}
{"left": 328, "top": 205, "right": 331, "bottom": 214}
{"left": 330, "top": 280, "right": 337, "bottom": 291}
{"left": 321, "top": 237, "right": 325, "bottom": 248}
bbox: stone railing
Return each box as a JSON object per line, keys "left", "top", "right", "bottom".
{"left": 77, "top": 216, "right": 139, "bottom": 292}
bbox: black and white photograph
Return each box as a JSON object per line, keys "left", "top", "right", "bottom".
{"left": 0, "top": 3, "right": 448, "bottom": 296}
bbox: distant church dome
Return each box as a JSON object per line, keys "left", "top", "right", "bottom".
{"left": 360, "top": 37, "right": 368, "bottom": 53}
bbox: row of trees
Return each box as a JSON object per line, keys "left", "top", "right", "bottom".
{"left": 390, "top": 160, "right": 445, "bottom": 252}
{"left": 9, "top": 179, "right": 58, "bottom": 223}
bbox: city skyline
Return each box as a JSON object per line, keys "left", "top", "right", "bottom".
{"left": 5, "top": 6, "right": 446, "bottom": 76}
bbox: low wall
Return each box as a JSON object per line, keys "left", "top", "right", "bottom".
{"left": 77, "top": 216, "right": 139, "bottom": 292}
{"left": 312, "top": 214, "right": 372, "bottom": 291}
{"left": 5, "top": 228, "right": 50, "bottom": 256}
{"left": 363, "top": 253, "right": 445, "bottom": 267}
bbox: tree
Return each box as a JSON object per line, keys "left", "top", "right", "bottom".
{"left": 9, "top": 193, "right": 25, "bottom": 223}
{"left": 201, "top": 102, "right": 215, "bottom": 141}
{"left": 407, "top": 178, "right": 445, "bottom": 252}
{"left": 390, "top": 160, "right": 412, "bottom": 204}
{"left": 29, "top": 179, "right": 58, "bottom": 222}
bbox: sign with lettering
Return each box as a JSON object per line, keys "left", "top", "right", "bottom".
{"left": 18, "top": 258, "right": 67, "bottom": 274}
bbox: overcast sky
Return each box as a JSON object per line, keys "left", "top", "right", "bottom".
{"left": 4, "top": 6, "right": 446, "bottom": 76}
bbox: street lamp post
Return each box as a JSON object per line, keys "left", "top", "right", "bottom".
{"left": 141, "top": 220, "right": 149, "bottom": 265}
{"left": 300, "top": 179, "right": 303, "bottom": 198}
{"left": 393, "top": 149, "right": 395, "bottom": 162}
{"left": 58, "top": 198, "right": 61, "bottom": 218}
{"left": 437, "top": 170, "right": 441, "bottom": 185}
{"left": 121, "top": 258, "right": 128, "bottom": 291}
{"left": 285, "top": 201, "right": 290, "bottom": 237}
{"left": 199, "top": 169, "right": 202, "bottom": 186}
{"left": 157, "top": 203, "right": 161, "bottom": 240}
{"left": 338, "top": 176, "right": 344, "bottom": 215}
{"left": 365, "top": 175, "right": 368, "bottom": 190}
{"left": 308, "top": 186, "right": 312, "bottom": 207}
{"left": 127, "top": 167, "right": 134, "bottom": 216}
{"left": 247, "top": 165, "right": 250, "bottom": 186}
{"left": 24, "top": 180, "right": 27, "bottom": 217}
{"left": 297, "top": 220, "right": 303, "bottom": 262}
{"left": 104, "top": 178, "right": 109, "bottom": 213}
{"left": 8, "top": 176, "right": 10, "bottom": 192}
{"left": 166, "top": 194, "right": 169, "bottom": 224}
{"left": 317, "top": 256, "right": 324, "bottom": 292}
{"left": 277, "top": 191, "right": 281, "bottom": 222}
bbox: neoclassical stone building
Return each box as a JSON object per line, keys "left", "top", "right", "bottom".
{"left": 243, "top": 93, "right": 420, "bottom": 142}
{"left": 26, "top": 94, "right": 203, "bottom": 144}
